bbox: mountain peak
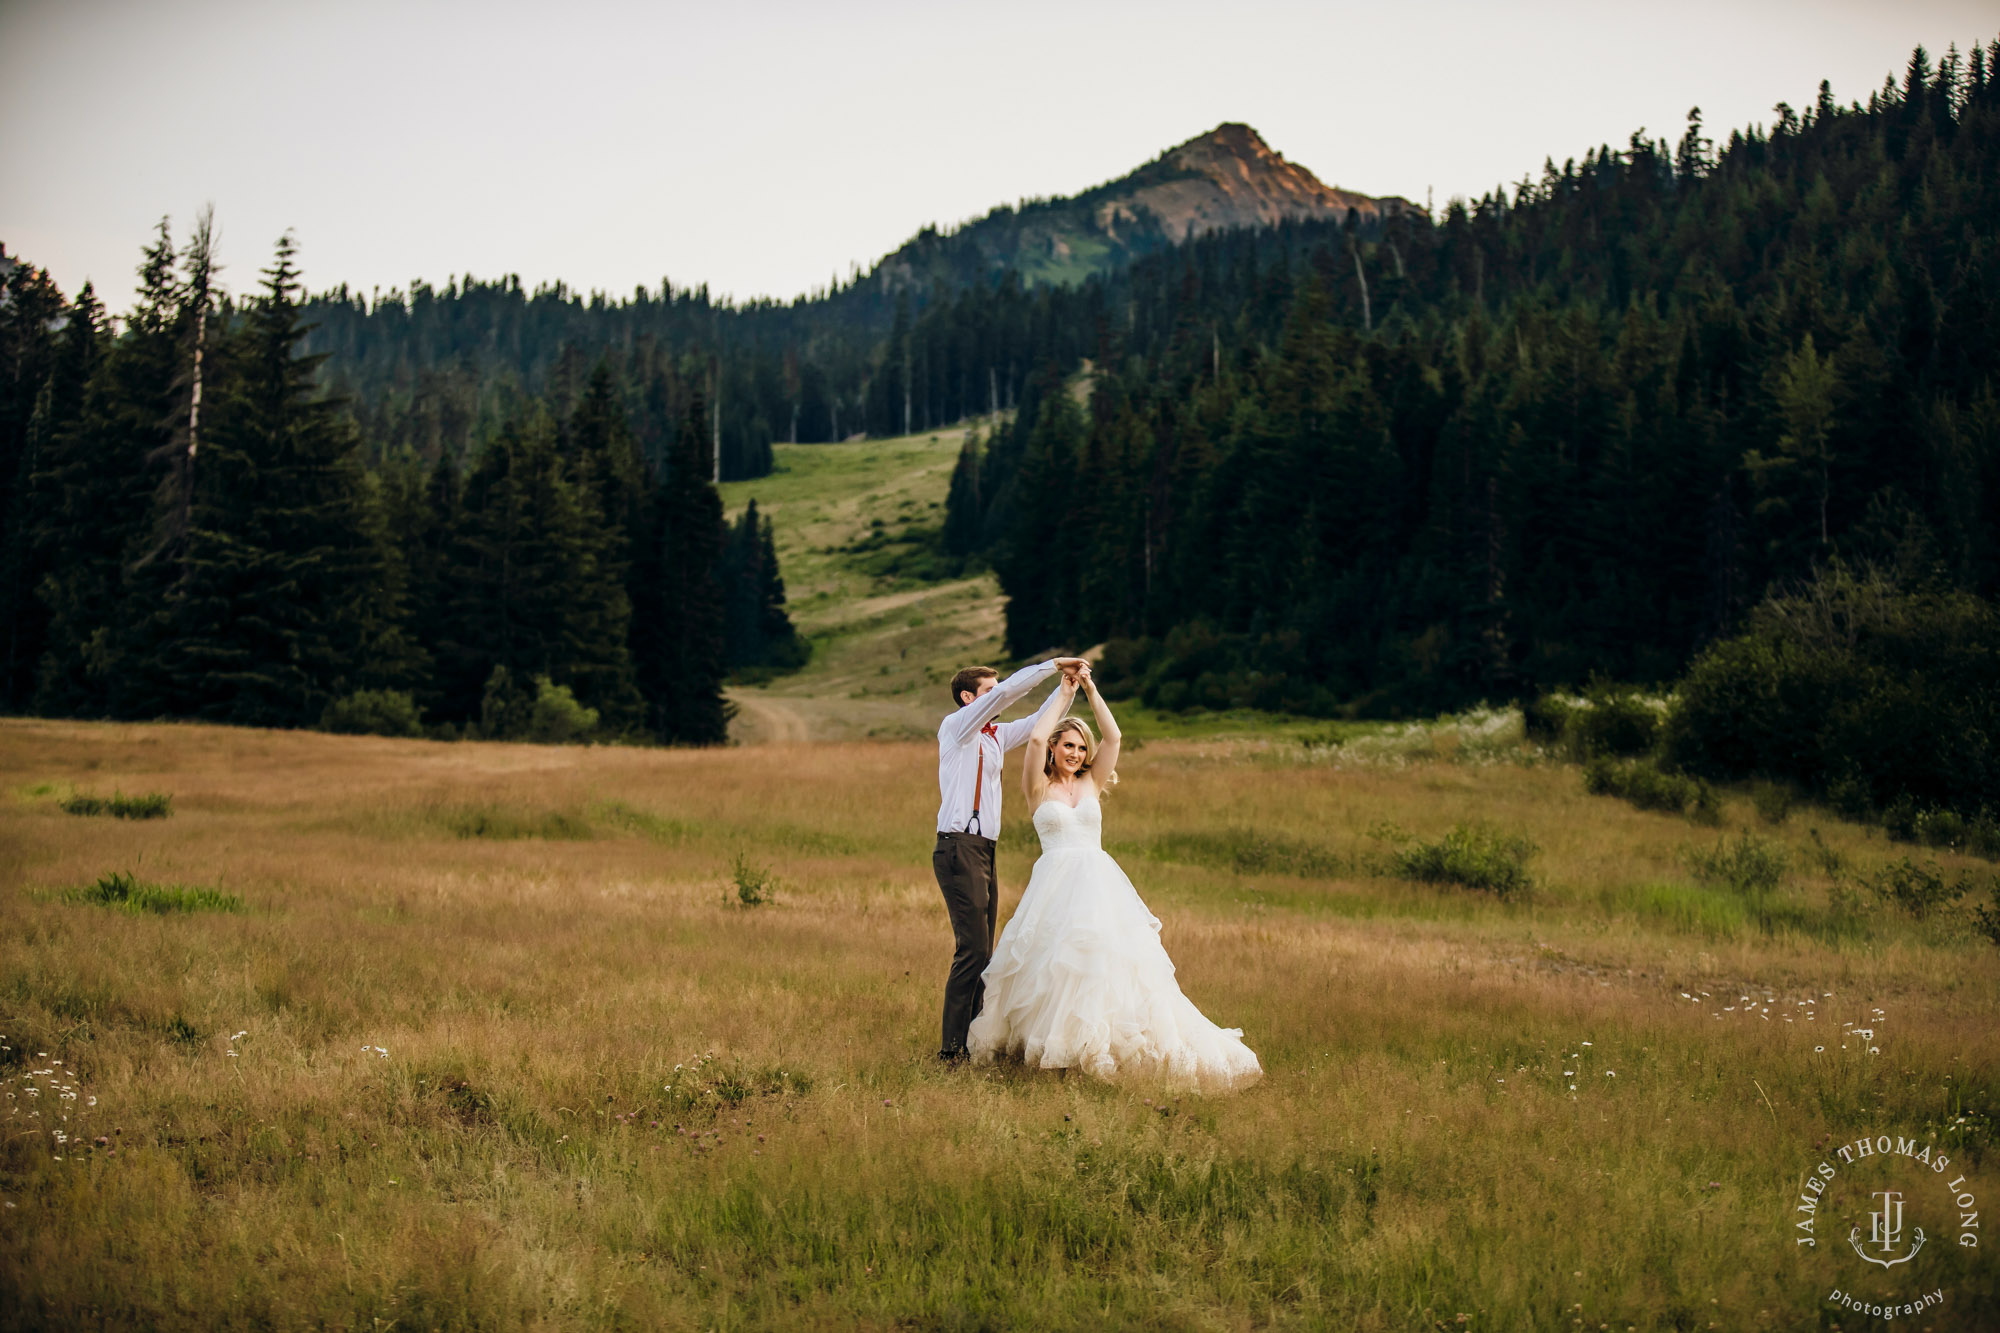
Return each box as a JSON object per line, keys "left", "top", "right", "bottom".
{"left": 1105, "top": 122, "right": 1399, "bottom": 245}
{"left": 871, "top": 122, "right": 1405, "bottom": 292}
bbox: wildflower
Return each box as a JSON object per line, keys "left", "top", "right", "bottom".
{"left": 1605, "top": 1071, "right": 1615, "bottom": 1077}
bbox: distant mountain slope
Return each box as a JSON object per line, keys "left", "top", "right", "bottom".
{"left": 872, "top": 123, "right": 1408, "bottom": 291}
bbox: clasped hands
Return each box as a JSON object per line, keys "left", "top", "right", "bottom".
{"left": 1053, "top": 656, "right": 1094, "bottom": 694}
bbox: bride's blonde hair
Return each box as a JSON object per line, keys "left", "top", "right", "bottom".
{"left": 1044, "top": 716, "right": 1117, "bottom": 788}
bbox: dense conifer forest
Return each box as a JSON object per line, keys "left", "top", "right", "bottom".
{"left": 0, "top": 223, "right": 801, "bottom": 741}
{"left": 1, "top": 40, "right": 1994, "bottom": 762}
{"left": 952, "top": 43, "right": 2000, "bottom": 717}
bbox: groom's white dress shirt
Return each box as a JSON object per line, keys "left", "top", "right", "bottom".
{"left": 935, "top": 659, "right": 1067, "bottom": 838}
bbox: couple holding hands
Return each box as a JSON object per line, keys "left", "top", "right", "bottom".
{"left": 930, "top": 656, "right": 1261, "bottom": 1093}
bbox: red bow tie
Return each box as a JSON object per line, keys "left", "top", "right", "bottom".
{"left": 981, "top": 723, "right": 998, "bottom": 738}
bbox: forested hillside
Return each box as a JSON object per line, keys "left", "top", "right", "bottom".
{"left": 291, "top": 124, "right": 1399, "bottom": 483}
{"left": 944, "top": 43, "right": 2000, "bottom": 716}
{"left": 0, "top": 226, "right": 799, "bottom": 738}
{"left": 3, "top": 40, "right": 1993, "bottom": 741}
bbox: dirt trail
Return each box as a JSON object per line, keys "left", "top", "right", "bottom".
{"left": 726, "top": 689, "right": 811, "bottom": 744}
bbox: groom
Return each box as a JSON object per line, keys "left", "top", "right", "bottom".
{"left": 932, "top": 656, "right": 1086, "bottom": 1062}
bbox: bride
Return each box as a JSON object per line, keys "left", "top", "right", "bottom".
{"left": 967, "top": 665, "right": 1262, "bottom": 1092}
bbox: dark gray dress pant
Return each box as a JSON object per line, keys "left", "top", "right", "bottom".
{"left": 933, "top": 830, "right": 998, "bottom": 1054}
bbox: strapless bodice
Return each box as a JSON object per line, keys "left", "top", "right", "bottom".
{"left": 1033, "top": 792, "right": 1103, "bottom": 854}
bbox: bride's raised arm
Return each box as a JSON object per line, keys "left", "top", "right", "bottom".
{"left": 1079, "top": 667, "right": 1121, "bottom": 785}
{"left": 1022, "top": 673, "right": 1080, "bottom": 807}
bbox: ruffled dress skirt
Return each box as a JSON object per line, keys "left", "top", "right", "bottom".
{"left": 967, "top": 797, "right": 1261, "bottom": 1093}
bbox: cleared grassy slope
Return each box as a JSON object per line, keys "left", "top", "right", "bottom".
{"left": 719, "top": 427, "right": 1010, "bottom": 742}
{"left": 717, "top": 425, "right": 1367, "bottom": 745}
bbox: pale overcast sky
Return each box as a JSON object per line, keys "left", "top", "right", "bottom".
{"left": 3, "top": 0, "right": 1994, "bottom": 314}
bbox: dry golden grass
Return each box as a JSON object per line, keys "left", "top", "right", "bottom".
{"left": 1, "top": 718, "right": 1995, "bottom": 1330}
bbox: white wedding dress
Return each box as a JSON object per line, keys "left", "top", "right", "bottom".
{"left": 967, "top": 790, "right": 1262, "bottom": 1092}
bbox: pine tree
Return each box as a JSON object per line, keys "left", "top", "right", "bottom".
{"left": 635, "top": 391, "right": 730, "bottom": 743}
{"left": 721, "top": 498, "right": 806, "bottom": 672}
{"left": 431, "top": 407, "right": 637, "bottom": 733}
{"left": 0, "top": 249, "right": 73, "bottom": 707}
{"left": 10, "top": 283, "right": 108, "bottom": 712}
{"left": 942, "top": 431, "right": 983, "bottom": 559}
{"left": 143, "top": 235, "right": 414, "bottom": 726}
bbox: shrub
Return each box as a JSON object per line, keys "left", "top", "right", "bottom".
{"left": 64, "top": 871, "right": 242, "bottom": 915}
{"left": 1751, "top": 781, "right": 1796, "bottom": 825}
{"left": 529, "top": 678, "right": 600, "bottom": 744}
{"left": 1974, "top": 887, "right": 2000, "bottom": 947}
{"left": 479, "top": 667, "right": 600, "bottom": 743}
{"left": 1391, "top": 822, "right": 1537, "bottom": 898}
{"left": 320, "top": 689, "right": 424, "bottom": 738}
{"left": 1562, "top": 683, "right": 1666, "bottom": 758}
{"left": 731, "top": 854, "right": 773, "bottom": 907}
{"left": 1682, "top": 833, "right": 1788, "bottom": 896}
{"left": 1521, "top": 692, "right": 1580, "bottom": 745}
{"left": 1663, "top": 567, "right": 2000, "bottom": 822}
{"left": 1883, "top": 799, "right": 2000, "bottom": 860}
{"left": 1864, "top": 857, "right": 1975, "bottom": 920}
{"left": 60, "top": 790, "right": 173, "bottom": 819}
{"left": 1583, "top": 757, "right": 1719, "bottom": 822}
{"left": 1804, "top": 828, "right": 1847, "bottom": 876}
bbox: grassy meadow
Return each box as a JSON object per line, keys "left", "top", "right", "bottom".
{"left": 2, "top": 714, "right": 1997, "bottom": 1330}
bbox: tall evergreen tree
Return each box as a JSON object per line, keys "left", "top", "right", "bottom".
{"left": 721, "top": 498, "right": 806, "bottom": 672}
{"left": 140, "top": 235, "right": 414, "bottom": 725}
{"left": 635, "top": 392, "right": 730, "bottom": 743}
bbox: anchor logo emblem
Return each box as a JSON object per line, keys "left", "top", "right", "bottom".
{"left": 1849, "top": 1189, "right": 1926, "bottom": 1268}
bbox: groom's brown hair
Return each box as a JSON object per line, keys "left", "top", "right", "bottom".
{"left": 949, "top": 666, "right": 997, "bottom": 707}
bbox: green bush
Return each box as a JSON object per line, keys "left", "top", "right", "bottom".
{"left": 1563, "top": 684, "right": 1665, "bottom": 758}
{"left": 1682, "top": 832, "right": 1788, "bottom": 896}
{"left": 1391, "top": 822, "right": 1537, "bottom": 898}
{"left": 1882, "top": 798, "right": 2000, "bottom": 860}
{"left": 1974, "top": 887, "right": 2000, "bottom": 947}
{"left": 1521, "top": 693, "right": 1580, "bottom": 745}
{"left": 528, "top": 678, "right": 599, "bottom": 743}
{"left": 59, "top": 790, "right": 173, "bottom": 819}
{"left": 1582, "top": 757, "right": 1719, "bottom": 822}
{"left": 64, "top": 871, "right": 241, "bottom": 915}
{"left": 320, "top": 689, "right": 424, "bottom": 738}
{"left": 1751, "top": 781, "right": 1796, "bottom": 825}
{"left": 1663, "top": 568, "right": 2000, "bottom": 822}
{"left": 731, "top": 853, "right": 773, "bottom": 907}
{"left": 1864, "top": 857, "right": 1977, "bottom": 919}
{"left": 479, "top": 667, "right": 600, "bottom": 743}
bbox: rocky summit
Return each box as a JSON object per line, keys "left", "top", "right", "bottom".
{"left": 1095, "top": 122, "right": 1406, "bottom": 245}
{"left": 870, "top": 122, "right": 1405, "bottom": 292}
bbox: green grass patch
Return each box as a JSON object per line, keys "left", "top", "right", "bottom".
{"left": 1141, "top": 827, "right": 1346, "bottom": 878}
{"left": 434, "top": 804, "right": 593, "bottom": 841}
{"left": 588, "top": 799, "right": 697, "bottom": 843}
{"left": 64, "top": 871, "right": 241, "bottom": 915}
{"left": 1603, "top": 881, "right": 1749, "bottom": 938}
{"left": 59, "top": 789, "right": 174, "bottom": 819}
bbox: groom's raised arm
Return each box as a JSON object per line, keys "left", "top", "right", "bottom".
{"left": 995, "top": 671, "right": 1072, "bottom": 752}
{"left": 939, "top": 659, "right": 1070, "bottom": 747}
